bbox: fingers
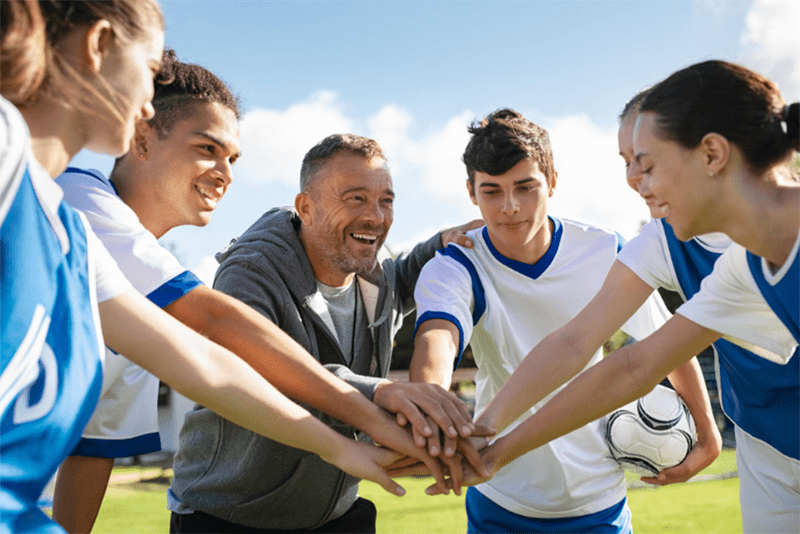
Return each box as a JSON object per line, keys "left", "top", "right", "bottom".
{"left": 425, "top": 477, "right": 453, "bottom": 496}
{"left": 413, "top": 387, "right": 473, "bottom": 439}
{"left": 442, "top": 431, "right": 458, "bottom": 458}
{"left": 470, "top": 423, "right": 497, "bottom": 438}
{"left": 419, "top": 448, "right": 449, "bottom": 495}
{"left": 457, "top": 437, "right": 491, "bottom": 479}
{"left": 372, "top": 468, "right": 407, "bottom": 496}
{"left": 426, "top": 417, "right": 443, "bottom": 457}
{"left": 411, "top": 421, "right": 429, "bottom": 449}
{"left": 640, "top": 463, "right": 693, "bottom": 486}
{"left": 439, "top": 452, "right": 464, "bottom": 496}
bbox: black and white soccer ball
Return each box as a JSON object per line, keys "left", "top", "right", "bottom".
{"left": 605, "top": 385, "right": 696, "bottom": 477}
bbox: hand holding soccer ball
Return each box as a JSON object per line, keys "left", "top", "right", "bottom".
{"left": 605, "top": 385, "right": 697, "bottom": 477}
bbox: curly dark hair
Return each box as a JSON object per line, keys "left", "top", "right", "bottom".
{"left": 147, "top": 48, "right": 241, "bottom": 139}
{"left": 462, "top": 108, "right": 555, "bottom": 186}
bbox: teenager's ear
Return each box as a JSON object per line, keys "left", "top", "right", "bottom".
{"left": 548, "top": 170, "right": 558, "bottom": 197}
{"left": 466, "top": 180, "right": 478, "bottom": 206}
{"left": 295, "top": 192, "right": 313, "bottom": 225}
{"left": 84, "top": 20, "right": 115, "bottom": 74}
{"left": 132, "top": 120, "right": 153, "bottom": 160}
{"left": 700, "top": 133, "right": 730, "bottom": 175}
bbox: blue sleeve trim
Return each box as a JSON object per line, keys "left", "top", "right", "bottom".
{"left": 70, "top": 432, "right": 161, "bottom": 458}
{"left": 146, "top": 270, "right": 204, "bottom": 308}
{"left": 413, "top": 311, "right": 465, "bottom": 370}
{"left": 438, "top": 246, "right": 486, "bottom": 325}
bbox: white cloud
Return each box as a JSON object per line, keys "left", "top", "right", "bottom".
{"left": 367, "top": 105, "right": 413, "bottom": 167}
{"left": 402, "top": 111, "right": 475, "bottom": 202}
{"left": 237, "top": 90, "right": 354, "bottom": 187}
{"left": 739, "top": 0, "right": 800, "bottom": 97}
{"left": 235, "top": 96, "right": 648, "bottom": 247}
{"left": 191, "top": 255, "right": 220, "bottom": 286}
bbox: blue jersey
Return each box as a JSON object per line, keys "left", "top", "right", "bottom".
{"left": 0, "top": 97, "right": 124, "bottom": 533}
{"left": 662, "top": 222, "right": 799, "bottom": 460}
{"left": 746, "top": 245, "right": 800, "bottom": 343}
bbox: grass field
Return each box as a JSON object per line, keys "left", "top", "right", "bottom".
{"left": 92, "top": 449, "right": 740, "bottom": 533}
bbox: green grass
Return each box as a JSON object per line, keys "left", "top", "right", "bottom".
{"left": 93, "top": 450, "right": 740, "bottom": 533}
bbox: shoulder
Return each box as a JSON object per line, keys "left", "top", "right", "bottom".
{"left": 557, "top": 216, "right": 626, "bottom": 252}
{"left": 0, "top": 96, "right": 30, "bottom": 224}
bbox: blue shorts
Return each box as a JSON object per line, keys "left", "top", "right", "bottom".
{"left": 465, "top": 487, "right": 632, "bottom": 534}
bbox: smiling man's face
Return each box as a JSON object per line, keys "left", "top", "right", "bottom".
{"left": 297, "top": 153, "right": 394, "bottom": 286}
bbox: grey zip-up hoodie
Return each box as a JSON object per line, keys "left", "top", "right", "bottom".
{"left": 168, "top": 207, "right": 442, "bottom": 529}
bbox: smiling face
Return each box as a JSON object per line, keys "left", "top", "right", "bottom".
{"left": 88, "top": 24, "right": 165, "bottom": 157}
{"left": 468, "top": 157, "right": 555, "bottom": 264}
{"left": 634, "top": 112, "right": 716, "bottom": 240}
{"left": 297, "top": 153, "right": 394, "bottom": 286}
{"left": 136, "top": 101, "right": 240, "bottom": 235}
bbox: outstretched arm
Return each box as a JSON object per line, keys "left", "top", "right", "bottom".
{"left": 165, "top": 284, "right": 454, "bottom": 491}
{"left": 483, "top": 315, "right": 720, "bottom": 478}
{"left": 100, "top": 288, "right": 410, "bottom": 496}
{"left": 477, "top": 261, "right": 654, "bottom": 433}
{"left": 406, "top": 318, "right": 490, "bottom": 491}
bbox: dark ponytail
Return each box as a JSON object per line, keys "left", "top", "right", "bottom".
{"left": 640, "top": 60, "right": 796, "bottom": 174}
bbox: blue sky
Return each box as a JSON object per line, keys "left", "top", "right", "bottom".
{"left": 70, "top": 0, "right": 799, "bottom": 282}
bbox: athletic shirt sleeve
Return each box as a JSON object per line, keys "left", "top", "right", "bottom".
{"left": 677, "top": 243, "right": 798, "bottom": 364}
{"left": 617, "top": 219, "right": 679, "bottom": 292}
{"left": 85, "top": 219, "right": 131, "bottom": 303}
{"left": 57, "top": 169, "right": 203, "bottom": 305}
{"left": 0, "top": 96, "right": 26, "bottom": 227}
{"left": 413, "top": 248, "right": 476, "bottom": 362}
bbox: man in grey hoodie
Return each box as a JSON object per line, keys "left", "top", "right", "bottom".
{"left": 168, "top": 134, "right": 483, "bottom": 533}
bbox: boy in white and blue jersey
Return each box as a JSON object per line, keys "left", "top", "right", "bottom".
{"left": 409, "top": 109, "right": 685, "bottom": 533}
{"left": 57, "top": 167, "right": 203, "bottom": 457}
{"left": 50, "top": 52, "right": 241, "bottom": 533}
{"left": 0, "top": 95, "right": 130, "bottom": 533}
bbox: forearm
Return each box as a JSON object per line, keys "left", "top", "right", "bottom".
{"left": 480, "top": 260, "right": 656, "bottom": 434}
{"left": 102, "top": 290, "right": 363, "bottom": 462}
{"left": 168, "top": 287, "right": 388, "bottom": 431}
{"left": 666, "top": 357, "right": 721, "bottom": 450}
{"left": 477, "top": 329, "right": 591, "bottom": 434}
{"left": 484, "top": 316, "right": 719, "bottom": 472}
{"left": 409, "top": 321, "right": 459, "bottom": 389}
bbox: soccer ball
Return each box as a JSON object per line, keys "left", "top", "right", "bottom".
{"left": 605, "top": 385, "right": 696, "bottom": 477}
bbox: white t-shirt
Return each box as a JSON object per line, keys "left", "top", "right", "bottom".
{"left": 415, "top": 218, "right": 669, "bottom": 518}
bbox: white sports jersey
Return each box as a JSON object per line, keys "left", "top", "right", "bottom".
{"left": 415, "top": 218, "right": 669, "bottom": 518}
{"left": 0, "top": 96, "right": 129, "bottom": 533}
{"left": 677, "top": 234, "right": 799, "bottom": 365}
{"left": 56, "top": 168, "right": 203, "bottom": 457}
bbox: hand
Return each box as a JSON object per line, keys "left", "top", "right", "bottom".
{"left": 639, "top": 423, "right": 722, "bottom": 486}
{"left": 373, "top": 381, "right": 475, "bottom": 448}
{"left": 326, "top": 438, "right": 406, "bottom": 496}
{"left": 440, "top": 219, "right": 484, "bottom": 249}
{"left": 424, "top": 440, "right": 499, "bottom": 496}
{"left": 359, "top": 405, "right": 450, "bottom": 494}
{"left": 436, "top": 434, "right": 493, "bottom": 496}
